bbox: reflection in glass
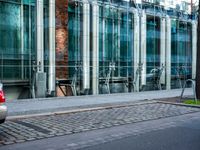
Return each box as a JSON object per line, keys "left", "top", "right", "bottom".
{"left": 68, "top": 1, "right": 83, "bottom": 94}
{"left": 171, "top": 20, "right": 192, "bottom": 89}
{"left": 0, "top": 1, "right": 36, "bottom": 86}
{"left": 99, "top": 3, "right": 134, "bottom": 94}
{"left": 145, "top": 16, "right": 161, "bottom": 91}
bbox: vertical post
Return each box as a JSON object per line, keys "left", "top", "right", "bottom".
{"left": 29, "top": 4, "right": 32, "bottom": 86}
{"left": 192, "top": 21, "right": 197, "bottom": 79}
{"left": 133, "top": 10, "right": 140, "bottom": 92}
{"left": 102, "top": 8, "right": 105, "bottom": 74}
{"left": 166, "top": 16, "right": 171, "bottom": 90}
{"left": 160, "top": 17, "right": 166, "bottom": 84}
{"left": 92, "top": 1, "right": 99, "bottom": 95}
{"left": 36, "top": 0, "right": 44, "bottom": 72}
{"left": 141, "top": 10, "right": 146, "bottom": 86}
{"left": 195, "top": 5, "right": 200, "bottom": 99}
{"left": 83, "top": 0, "right": 90, "bottom": 90}
{"left": 117, "top": 10, "right": 121, "bottom": 76}
{"left": 35, "top": 0, "right": 47, "bottom": 98}
{"left": 48, "top": 0, "right": 56, "bottom": 95}
{"left": 21, "top": 3, "right": 24, "bottom": 79}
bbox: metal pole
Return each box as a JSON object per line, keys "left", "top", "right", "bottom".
{"left": 36, "top": 0, "right": 44, "bottom": 72}
{"left": 141, "top": 10, "right": 146, "bottom": 86}
{"left": 166, "top": 16, "right": 171, "bottom": 90}
{"left": 117, "top": 10, "right": 121, "bottom": 77}
{"left": 192, "top": 21, "right": 197, "bottom": 79}
{"left": 82, "top": 0, "right": 90, "bottom": 89}
{"left": 133, "top": 9, "right": 140, "bottom": 92}
{"left": 160, "top": 17, "right": 166, "bottom": 84}
{"left": 48, "top": 0, "right": 56, "bottom": 95}
{"left": 21, "top": 3, "right": 24, "bottom": 79}
{"left": 92, "top": 1, "right": 99, "bottom": 95}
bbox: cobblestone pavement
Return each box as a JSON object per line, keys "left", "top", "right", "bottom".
{"left": 0, "top": 102, "right": 199, "bottom": 146}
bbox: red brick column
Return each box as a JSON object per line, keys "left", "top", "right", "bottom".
{"left": 56, "top": 0, "right": 69, "bottom": 96}
{"left": 56, "top": 0, "right": 68, "bottom": 79}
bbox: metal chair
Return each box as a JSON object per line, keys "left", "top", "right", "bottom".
{"left": 150, "top": 65, "right": 164, "bottom": 90}
{"left": 133, "top": 64, "right": 143, "bottom": 91}
{"left": 175, "top": 65, "right": 187, "bottom": 88}
{"left": 180, "top": 79, "right": 197, "bottom": 103}
{"left": 100, "top": 62, "right": 116, "bottom": 94}
{"left": 58, "top": 63, "right": 82, "bottom": 96}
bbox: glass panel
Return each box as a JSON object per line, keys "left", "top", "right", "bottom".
{"left": 68, "top": 1, "right": 83, "bottom": 95}
{"left": 0, "top": 1, "right": 36, "bottom": 82}
{"left": 99, "top": 3, "right": 134, "bottom": 94}
{"left": 146, "top": 15, "right": 161, "bottom": 91}
{"left": 0, "top": 2, "right": 21, "bottom": 79}
{"left": 44, "top": 1, "right": 49, "bottom": 75}
{"left": 171, "top": 20, "right": 192, "bottom": 89}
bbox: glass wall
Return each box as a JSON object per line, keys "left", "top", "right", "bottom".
{"left": 171, "top": 20, "right": 192, "bottom": 89}
{"left": 68, "top": 1, "right": 84, "bottom": 95}
{"left": 98, "top": 3, "right": 134, "bottom": 94}
{"left": 67, "top": 1, "right": 135, "bottom": 95}
{"left": 65, "top": 0, "right": 194, "bottom": 96}
{"left": 145, "top": 15, "right": 162, "bottom": 91}
{"left": 0, "top": 0, "right": 36, "bottom": 82}
{"left": 0, "top": 0, "right": 196, "bottom": 99}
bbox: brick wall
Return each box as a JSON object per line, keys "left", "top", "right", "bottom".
{"left": 55, "top": 0, "right": 68, "bottom": 79}
{"left": 56, "top": 0, "right": 71, "bottom": 96}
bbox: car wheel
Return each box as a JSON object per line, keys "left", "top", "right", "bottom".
{"left": 0, "top": 119, "right": 5, "bottom": 124}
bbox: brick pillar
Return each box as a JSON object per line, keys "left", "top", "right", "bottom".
{"left": 56, "top": 0, "right": 69, "bottom": 96}
{"left": 55, "top": 0, "right": 68, "bottom": 79}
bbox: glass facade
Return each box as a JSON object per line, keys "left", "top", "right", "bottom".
{"left": 146, "top": 16, "right": 161, "bottom": 90}
{"left": 98, "top": 3, "right": 134, "bottom": 93}
{"left": 0, "top": 0, "right": 36, "bottom": 81}
{"left": 0, "top": 0, "right": 197, "bottom": 100}
{"left": 171, "top": 20, "right": 192, "bottom": 89}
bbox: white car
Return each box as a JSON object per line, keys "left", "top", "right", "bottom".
{"left": 0, "top": 83, "right": 7, "bottom": 123}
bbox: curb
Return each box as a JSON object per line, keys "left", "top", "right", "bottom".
{"left": 7, "top": 100, "right": 157, "bottom": 121}
{"left": 157, "top": 100, "right": 200, "bottom": 109}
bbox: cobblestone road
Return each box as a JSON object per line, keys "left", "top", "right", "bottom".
{"left": 0, "top": 102, "right": 199, "bottom": 146}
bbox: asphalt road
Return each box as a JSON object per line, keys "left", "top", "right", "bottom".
{"left": 82, "top": 126, "right": 200, "bottom": 150}
{"left": 0, "top": 110, "right": 200, "bottom": 150}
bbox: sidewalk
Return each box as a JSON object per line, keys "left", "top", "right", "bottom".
{"left": 6, "top": 88, "right": 193, "bottom": 118}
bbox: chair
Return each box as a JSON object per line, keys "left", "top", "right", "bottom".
{"left": 150, "top": 65, "right": 164, "bottom": 90}
{"left": 133, "top": 64, "right": 143, "bottom": 90}
{"left": 175, "top": 65, "right": 187, "bottom": 88}
{"left": 57, "top": 63, "right": 82, "bottom": 96}
{"left": 180, "top": 79, "right": 196, "bottom": 102}
{"left": 100, "top": 62, "right": 115, "bottom": 94}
